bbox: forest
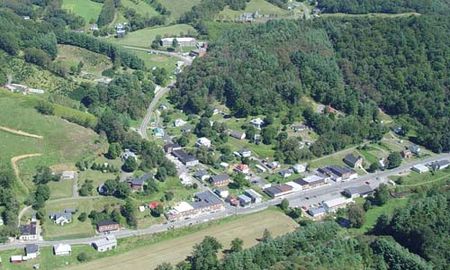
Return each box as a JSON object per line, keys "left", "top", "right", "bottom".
{"left": 172, "top": 15, "right": 450, "bottom": 153}
{"left": 316, "top": 0, "right": 450, "bottom": 15}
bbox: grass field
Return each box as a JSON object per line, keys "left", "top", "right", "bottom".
{"left": 121, "top": 0, "right": 159, "bottom": 17}
{"left": 62, "top": 0, "right": 103, "bottom": 23}
{"left": 111, "top": 24, "right": 197, "bottom": 48}
{"left": 124, "top": 48, "right": 179, "bottom": 71}
{"left": 390, "top": 168, "right": 450, "bottom": 187}
{"left": 42, "top": 197, "right": 122, "bottom": 240}
{"left": 218, "top": 0, "right": 288, "bottom": 20}
{"left": 159, "top": 0, "right": 201, "bottom": 21}
{"left": 0, "top": 91, "right": 101, "bottom": 199}
{"left": 47, "top": 179, "right": 74, "bottom": 199}
{"left": 69, "top": 209, "right": 297, "bottom": 270}
{"left": 56, "top": 45, "right": 112, "bottom": 76}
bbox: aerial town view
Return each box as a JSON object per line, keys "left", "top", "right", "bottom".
{"left": 0, "top": 0, "right": 449, "bottom": 269}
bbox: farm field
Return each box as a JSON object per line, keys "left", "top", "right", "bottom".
{"left": 111, "top": 24, "right": 197, "bottom": 48}
{"left": 125, "top": 48, "right": 179, "bottom": 71}
{"left": 159, "top": 0, "right": 201, "bottom": 21}
{"left": 69, "top": 210, "right": 297, "bottom": 270}
{"left": 56, "top": 45, "right": 112, "bottom": 76}
{"left": 62, "top": 0, "right": 103, "bottom": 23}
{"left": 121, "top": 0, "right": 159, "bottom": 17}
{"left": 390, "top": 168, "right": 450, "bottom": 187}
{"left": 0, "top": 91, "right": 101, "bottom": 198}
{"left": 218, "top": 0, "right": 288, "bottom": 20}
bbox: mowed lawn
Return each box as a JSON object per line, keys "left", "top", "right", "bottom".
{"left": 69, "top": 210, "right": 298, "bottom": 270}
{"left": 125, "top": 48, "right": 179, "bottom": 71}
{"left": 62, "top": 0, "right": 103, "bottom": 22}
{"left": 218, "top": 0, "right": 288, "bottom": 19}
{"left": 159, "top": 0, "right": 201, "bottom": 21}
{"left": 111, "top": 24, "right": 197, "bottom": 48}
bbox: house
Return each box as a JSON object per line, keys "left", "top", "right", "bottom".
{"left": 323, "top": 197, "right": 353, "bottom": 213}
{"left": 411, "top": 164, "right": 429, "bottom": 174}
{"left": 430, "top": 160, "right": 450, "bottom": 171}
{"left": 307, "top": 207, "right": 327, "bottom": 219}
{"left": 160, "top": 37, "right": 197, "bottom": 47}
{"left": 181, "top": 124, "right": 193, "bottom": 133}
{"left": 237, "top": 148, "right": 252, "bottom": 158}
{"left": 19, "top": 222, "right": 38, "bottom": 241}
{"left": 163, "top": 143, "right": 182, "bottom": 153}
{"left": 172, "top": 149, "right": 199, "bottom": 167}
{"left": 227, "top": 196, "right": 239, "bottom": 207}
{"left": 255, "top": 164, "right": 267, "bottom": 173}
{"left": 409, "top": 145, "right": 421, "bottom": 155}
{"left": 229, "top": 130, "right": 246, "bottom": 140}
{"left": 194, "top": 170, "right": 210, "bottom": 181}
{"left": 115, "top": 23, "right": 126, "bottom": 38}
{"left": 24, "top": 244, "right": 39, "bottom": 259}
{"left": 153, "top": 128, "right": 164, "bottom": 137}
{"left": 343, "top": 154, "right": 363, "bottom": 168}
{"left": 291, "top": 124, "right": 308, "bottom": 132}
{"left": 266, "top": 161, "right": 280, "bottom": 170}
{"left": 250, "top": 118, "right": 264, "bottom": 129}
{"left": 244, "top": 189, "right": 262, "bottom": 203}
{"left": 220, "top": 162, "right": 229, "bottom": 168}
{"left": 121, "top": 149, "right": 137, "bottom": 160}
{"left": 238, "top": 195, "right": 252, "bottom": 207}
{"left": 295, "top": 175, "right": 327, "bottom": 190}
{"left": 210, "top": 174, "right": 230, "bottom": 187}
{"left": 401, "top": 149, "right": 413, "bottom": 159}
{"left": 90, "top": 24, "right": 99, "bottom": 31}
{"left": 285, "top": 181, "right": 303, "bottom": 192}
{"left": 92, "top": 236, "right": 117, "bottom": 252}
{"left": 264, "top": 184, "right": 294, "bottom": 198}
{"left": 10, "top": 255, "right": 23, "bottom": 263}
{"left": 174, "top": 119, "right": 187, "bottom": 127}
{"left": 128, "top": 174, "right": 150, "bottom": 191}
{"left": 60, "top": 171, "right": 76, "bottom": 180}
{"left": 292, "top": 163, "right": 307, "bottom": 173}
{"left": 317, "top": 166, "right": 357, "bottom": 182}
{"left": 393, "top": 126, "right": 404, "bottom": 135}
{"left": 148, "top": 201, "right": 160, "bottom": 209}
{"left": 214, "top": 188, "right": 229, "bottom": 199}
{"left": 53, "top": 244, "right": 71, "bottom": 256}
{"left": 343, "top": 185, "right": 374, "bottom": 198}
{"left": 279, "top": 169, "right": 294, "bottom": 178}
{"left": 96, "top": 220, "right": 119, "bottom": 233}
{"left": 234, "top": 164, "right": 250, "bottom": 174}
{"left": 196, "top": 137, "right": 211, "bottom": 148}
{"left": 49, "top": 212, "right": 72, "bottom": 226}
{"left": 179, "top": 173, "right": 193, "bottom": 186}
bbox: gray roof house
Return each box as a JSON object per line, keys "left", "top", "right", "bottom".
{"left": 343, "top": 185, "right": 373, "bottom": 198}
{"left": 343, "top": 154, "right": 363, "bottom": 168}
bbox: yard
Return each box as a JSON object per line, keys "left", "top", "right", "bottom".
{"left": 124, "top": 48, "right": 179, "bottom": 71}
{"left": 69, "top": 209, "right": 297, "bottom": 270}
{"left": 111, "top": 24, "right": 198, "bottom": 48}
{"left": 62, "top": 0, "right": 103, "bottom": 23}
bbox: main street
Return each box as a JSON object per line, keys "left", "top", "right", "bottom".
{"left": 1, "top": 152, "right": 449, "bottom": 251}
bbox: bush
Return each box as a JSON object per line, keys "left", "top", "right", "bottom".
{"left": 78, "top": 212, "right": 87, "bottom": 222}
{"left": 77, "top": 252, "right": 90, "bottom": 262}
{"left": 35, "top": 101, "right": 54, "bottom": 115}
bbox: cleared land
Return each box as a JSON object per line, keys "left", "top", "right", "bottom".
{"left": 56, "top": 45, "right": 112, "bottom": 76}
{"left": 69, "top": 210, "right": 297, "bottom": 270}
{"left": 124, "top": 48, "right": 178, "bottom": 71}
{"left": 218, "top": 0, "right": 288, "bottom": 20}
{"left": 62, "top": 0, "right": 103, "bottom": 22}
{"left": 111, "top": 24, "right": 197, "bottom": 48}
{"left": 121, "top": 0, "right": 159, "bottom": 17}
{"left": 159, "top": 0, "right": 201, "bottom": 21}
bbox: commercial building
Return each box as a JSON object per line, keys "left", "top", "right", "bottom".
{"left": 165, "top": 191, "right": 224, "bottom": 221}
{"left": 323, "top": 197, "right": 353, "bottom": 213}
{"left": 244, "top": 189, "right": 262, "bottom": 203}
{"left": 92, "top": 236, "right": 117, "bottom": 252}
{"left": 317, "top": 166, "right": 357, "bottom": 182}
{"left": 343, "top": 185, "right": 374, "bottom": 198}
{"left": 96, "top": 220, "right": 120, "bottom": 233}
{"left": 264, "top": 184, "right": 293, "bottom": 198}
{"left": 53, "top": 244, "right": 72, "bottom": 256}
{"left": 411, "top": 164, "right": 429, "bottom": 174}
{"left": 294, "top": 174, "right": 327, "bottom": 190}
{"left": 160, "top": 37, "right": 197, "bottom": 47}
{"left": 172, "top": 149, "right": 199, "bottom": 167}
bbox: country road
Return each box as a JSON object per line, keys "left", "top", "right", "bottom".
{"left": 2, "top": 152, "right": 449, "bottom": 251}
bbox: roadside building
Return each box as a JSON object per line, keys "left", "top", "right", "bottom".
{"left": 227, "top": 196, "right": 239, "bottom": 207}
{"left": 172, "top": 149, "right": 199, "bottom": 167}
{"left": 160, "top": 37, "right": 197, "bottom": 47}
{"left": 411, "top": 164, "right": 429, "bottom": 174}
{"left": 24, "top": 244, "right": 39, "bottom": 259}
{"left": 196, "top": 137, "right": 212, "bottom": 148}
{"left": 92, "top": 236, "right": 117, "bottom": 252}
{"left": 295, "top": 174, "right": 327, "bottom": 190}
{"left": 53, "top": 244, "right": 71, "bottom": 256}
{"left": 430, "top": 160, "right": 450, "bottom": 171}
{"left": 96, "top": 220, "right": 120, "bottom": 233}
{"left": 343, "top": 185, "right": 374, "bottom": 198}
{"left": 238, "top": 194, "right": 252, "bottom": 207}
{"left": 165, "top": 191, "right": 224, "bottom": 221}
{"left": 236, "top": 148, "right": 252, "bottom": 158}
{"left": 244, "top": 189, "right": 262, "bottom": 203}
{"left": 343, "top": 154, "right": 363, "bottom": 168}
{"left": 307, "top": 207, "right": 327, "bottom": 219}
{"left": 323, "top": 197, "right": 353, "bottom": 213}
{"left": 285, "top": 181, "right": 303, "bottom": 192}
{"left": 163, "top": 143, "right": 182, "bottom": 153}
{"left": 214, "top": 188, "right": 229, "bottom": 199}
{"left": 194, "top": 170, "right": 210, "bottom": 181}
{"left": 49, "top": 211, "right": 72, "bottom": 226}
{"left": 209, "top": 174, "right": 230, "bottom": 187}
{"left": 60, "top": 171, "right": 77, "bottom": 180}
{"left": 409, "top": 145, "right": 421, "bottom": 155}
{"left": 10, "top": 255, "right": 23, "bottom": 263}
{"left": 255, "top": 164, "right": 267, "bottom": 173}
{"left": 264, "top": 184, "right": 294, "bottom": 198}
{"left": 317, "top": 166, "right": 357, "bottom": 182}
{"left": 279, "top": 169, "right": 294, "bottom": 178}
{"left": 401, "top": 149, "right": 413, "bottom": 159}
{"left": 19, "top": 222, "right": 38, "bottom": 241}
{"left": 229, "top": 130, "right": 246, "bottom": 140}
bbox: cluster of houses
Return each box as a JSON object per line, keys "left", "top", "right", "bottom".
{"left": 164, "top": 143, "right": 200, "bottom": 167}
{"left": 165, "top": 190, "right": 224, "bottom": 221}
{"left": 228, "top": 189, "right": 263, "bottom": 207}
{"left": 412, "top": 159, "right": 450, "bottom": 174}
{"left": 9, "top": 243, "right": 73, "bottom": 264}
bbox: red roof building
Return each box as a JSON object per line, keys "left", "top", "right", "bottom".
{"left": 148, "top": 201, "right": 160, "bottom": 209}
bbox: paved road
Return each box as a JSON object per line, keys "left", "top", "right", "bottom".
{"left": 2, "top": 153, "right": 448, "bottom": 251}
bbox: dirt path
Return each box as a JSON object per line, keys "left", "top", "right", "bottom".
{"left": 0, "top": 126, "right": 43, "bottom": 139}
{"left": 11, "top": 153, "right": 42, "bottom": 193}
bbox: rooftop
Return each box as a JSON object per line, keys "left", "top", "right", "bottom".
{"left": 20, "top": 222, "right": 37, "bottom": 235}
{"left": 192, "top": 190, "right": 222, "bottom": 209}
{"left": 93, "top": 236, "right": 117, "bottom": 248}
{"left": 97, "top": 220, "right": 118, "bottom": 227}
{"left": 344, "top": 185, "right": 373, "bottom": 196}
{"left": 173, "top": 149, "right": 197, "bottom": 163}
{"left": 25, "top": 244, "right": 39, "bottom": 254}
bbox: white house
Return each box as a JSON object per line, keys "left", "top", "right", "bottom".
{"left": 61, "top": 171, "right": 76, "bottom": 180}
{"left": 53, "top": 244, "right": 72, "bottom": 256}
{"left": 250, "top": 118, "right": 264, "bottom": 129}
{"left": 196, "top": 137, "right": 212, "bottom": 148}
{"left": 174, "top": 119, "right": 187, "bottom": 127}
{"left": 92, "top": 236, "right": 117, "bottom": 252}
{"left": 323, "top": 197, "right": 353, "bottom": 213}
{"left": 412, "top": 164, "right": 429, "bottom": 174}
{"left": 24, "top": 244, "right": 39, "bottom": 259}
{"left": 237, "top": 149, "right": 252, "bottom": 158}
{"left": 214, "top": 189, "right": 229, "bottom": 199}
{"left": 121, "top": 149, "right": 137, "bottom": 160}
{"left": 292, "top": 164, "right": 307, "bottom": 173}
